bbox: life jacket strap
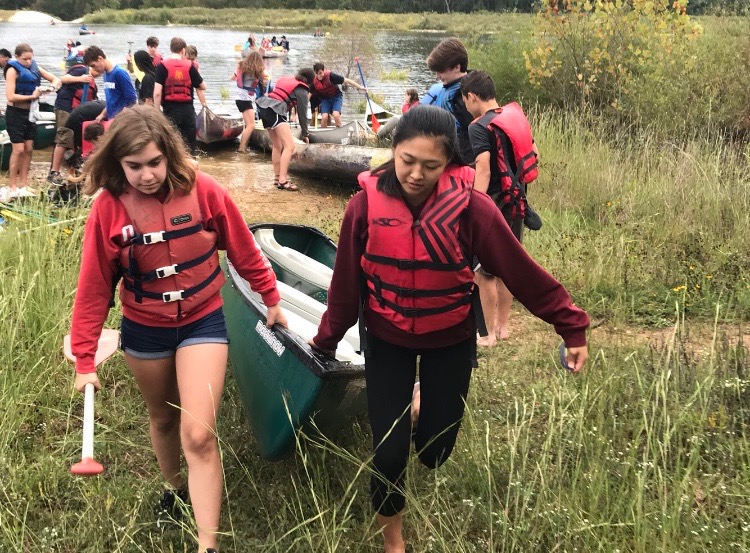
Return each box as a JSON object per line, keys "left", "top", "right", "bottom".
{"left": 127, "top": 244, "right": 218, "bottom": 283}
{"left": 369, "top": 292, "right": 473, "bottom": 318}
{"left": 364, "top": 272, "right": 474, "bottom": 298}
{"left": 129, "top": 223, "right": 203, "bottom": 245}
{"left": 123, "top": 264, "right": 222, "bottom": 303}
{"left": 363, "top": 252, "right": 469, "bottom": 272}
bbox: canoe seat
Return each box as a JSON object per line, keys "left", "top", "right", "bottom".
{"left": 276, "top": 280, "right": 360, "bottom": 352}
{"left": 254, "top": 228, "right": 333, "bottom": 295}
{"left": 281, "top": 309, "right": 362, "bottom": 364}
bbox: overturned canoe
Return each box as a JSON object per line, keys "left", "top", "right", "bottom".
{"left": 289, "top": 143, "right": 392, "bottom": 182}
{"left": 221, "top": 223, "right": 366, "bottom": 460}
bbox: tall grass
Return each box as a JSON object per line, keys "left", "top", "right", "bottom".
{"left": 0, "top": 106, "right": 749, "bottom": 550}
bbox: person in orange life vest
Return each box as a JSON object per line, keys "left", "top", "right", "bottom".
{"left": 311, "top": 62, "right": 366, "bottom": 128}
{"left": 154, "top": 37, "right": 207, "bottom": 156}
{"left": 186, "top": 44, "right": 200, "bottom": 72}
{"left": 461, "top": 70, "right": 543, "bottom": 347}
{"left": 402, "top": 87, "right": 419, "bottom": 114}
{"left": 309, "top": 105, "right": 589, "bottom": 553}
{"left": 232, "top": 50, "right": 267, "bottom": 153}
{"left": 47, "top": 64, "right": 100, "bottom": 186}
{"left": 70, "top": 106, "right": 287, "bottom": 553}
{"left": 2, "top": 43, "right": 61, "bottom": 201}
{"left": 254, "top": 67, "right": 315, "bottom": 191}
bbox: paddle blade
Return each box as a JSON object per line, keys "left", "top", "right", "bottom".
{"left": 64, "top": 329, "right": 120, "bottom": 366}
{"left": 370, "top": 114, "right": 381, "bottom": 132}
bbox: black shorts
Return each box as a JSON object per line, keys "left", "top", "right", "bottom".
{"left": 236, "top": 99, "right": 255, "bottom": 113}
{"left": 5, "top": 106, "right": 36, "bottom": 143}
{"left": 258, "top": 106, "right": 287, "bottom": 129}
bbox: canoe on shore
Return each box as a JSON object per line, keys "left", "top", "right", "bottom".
{"left": 289, "top": 143, "right": 392, "bottom": 183}
{"left": 0, "top": 102, "right": 56, "bottom": 169}
{"left": 308, "top": 120, "right": 371, "bottom": 145}
{"left": 247, "top": 121, "right": 302, "bottom": 152}
{"left": 195, "top": 106, "right": 244, "bottom": 145}
{"left": 221, "top": 223, "right": 366, "bottom": 460}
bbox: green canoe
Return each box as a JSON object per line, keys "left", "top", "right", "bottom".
{"left": 221, "top": 223, "right": 366, "bottom": 460}
{"left": 0, "top": 102, "right": 56, "bottom": 165}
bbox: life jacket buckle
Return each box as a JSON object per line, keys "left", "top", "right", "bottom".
{"left": 142, "top": 231, "right": 166, "bottom": 244}
{"left": 156, "top": 264, "right": 179, "bottom": 278}
{"left": 162, "top": 290, "right": 185, "bottom": 302}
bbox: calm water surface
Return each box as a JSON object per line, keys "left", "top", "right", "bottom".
{"left": 0, "top": 22, "right": 445, "bottom": 194}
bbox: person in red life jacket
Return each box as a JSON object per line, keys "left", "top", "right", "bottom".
{"left": 154, "top": 37, "right": 207, "bottom": 156}
{"left": 311, "top": 62, "right": 366, "bottom": 128}
{"left": 146, "top": 35, "right": 163, "bottom": 66}
{"left": 186, "top": 44, "right": 200, "bottom": 72}
{"left": 70, "top": 106, "right": 287, "bottom": 553}
{"left": 232, "top": 50, "right": 267, "bottom": 153}
{"left": 1, "top": 43, "right": 61, "bottom": 201}
{"left": 461, "top": 70, "right": 545, "bottom": 347}
{"left": 47, "top": 64, "right": 100, "bottom": 186}
{"left": 309, "top": 105, "right": 589, "bottom": 553}
{"left": 402, "top": 87, "right": 419, "bottom": 114}
{"left": 255, "top": 67, "right": 315, "bottom": 191}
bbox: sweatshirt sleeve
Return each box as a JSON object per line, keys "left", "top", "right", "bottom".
{"left": 202, "top": 175, "right": 280, "bottom": 307}
{"left": 70, "top": 198, "right": 123, "bottom": 374}
{"left": 294, "top": 87, "right": 310, "bottom": 139}
{"left": 469, "top": 193, "right": 590, "bottom": 347}
{"left": 313, "top": 192, "right": 368, "bottom": 351}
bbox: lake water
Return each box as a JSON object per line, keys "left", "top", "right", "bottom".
{"left": 0, "top": 21, "right": 445, "bottom": 194}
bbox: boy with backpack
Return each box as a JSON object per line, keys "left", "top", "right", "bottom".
{"left": 461, "top": 70, "right": 543, "bottom": 346}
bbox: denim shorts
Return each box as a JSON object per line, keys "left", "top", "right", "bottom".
{"left": 319, "top": 95, "right": 343, "bottom": 115}
{"left": 120, "top": 307, "right": 229, "bottom": 360}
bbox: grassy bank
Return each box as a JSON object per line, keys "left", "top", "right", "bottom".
{"left": 1, "top": 107, "right": 749, "bottom": 551}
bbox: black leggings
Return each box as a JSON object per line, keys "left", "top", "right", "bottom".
{"left": 163, "top": 102, "right": 197, "bottom": 155}
{"left": 365, "top": 333, "right": 473, "bottom": 516}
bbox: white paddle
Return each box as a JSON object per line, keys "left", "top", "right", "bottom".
{"left": 64, "top": 329, "right": 120, "bottom": 476}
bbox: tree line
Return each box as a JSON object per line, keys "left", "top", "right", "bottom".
{"left": 0, "top": 0, "right": 746, "bottom": 23}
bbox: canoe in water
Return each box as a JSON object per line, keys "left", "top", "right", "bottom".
{"left": 308, "top": 120, "right": 370, "bottom": 145}
{"left": 221, "top": 223, "right": 366, "bottom": 460}
{"left": 196, "top": 106, "right": 244, "bottom": 145}
{"left": 289, "top": 143, "right": 392, "bottom": 182}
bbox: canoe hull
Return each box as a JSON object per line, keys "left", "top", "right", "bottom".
{"left": 248, "top": 122, "right": 302, "bottom": 152}
{"left": 289, "top": 143, "right": 392, "bottom": 182}
{"left": 308, "top": 120, "right": 369, "bottom": 145}
{"left": 196, "top": 106, "right": 244, "bottom": 145}
{"left": 221, "top": 223, "right": 366, "bottom": 460}
{"left": 0, "top": 102, "right": 56, "bottom": 154}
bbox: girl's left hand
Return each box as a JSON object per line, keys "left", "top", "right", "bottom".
{"left": 266, "top": 304, "right": 288, "bottom": 329}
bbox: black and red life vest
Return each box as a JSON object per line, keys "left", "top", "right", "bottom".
{"left": 312, "top": 70, "right": 340, "bottom": 99}
{"left": 359, "top": 165, "right": 476, "bottom": 334}
{"left": 117, "top": 183, "right": 225, "bottom": 322}
{"left": 162, "top": 58, "right": 193, "bottom": 103}
{"left": 484, "top": 102, "right": 538, "bottom": 220}
{"left": 268, "top": 76, "right": 308, "bottom": 110}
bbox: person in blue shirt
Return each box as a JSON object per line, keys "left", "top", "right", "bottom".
{"left": 83, "top": 45, "right": 137, "bottom": 123}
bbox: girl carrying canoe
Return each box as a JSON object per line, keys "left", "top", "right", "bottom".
{"left": 310, "top": 105, "right": 590, "bottom": 553}
{"left": 70, "top": 105, "right": 287, "bottom": 553}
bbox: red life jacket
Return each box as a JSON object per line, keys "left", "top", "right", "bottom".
{"left": 312, "top": 70, "right": 340, "bottom": 99}
{"left": 117, "top": 183, "right": 225, "bottom": 322}
{"left": 268, "top": 76, "right": 307, "bottom": 109}
{"left": 236, "top": 70, "right": 259, "bottom": 95}
{"left": 484, "top": 102, "right": 538, "bottom": 220}
{"left": 162, "top": 58, "right": 193, "bottom": 103}
{"left": 70, "top": 65, "right": 98, "bottom": 109}
{"left": 359, "top": 165, "right": 476, "bottom": 334}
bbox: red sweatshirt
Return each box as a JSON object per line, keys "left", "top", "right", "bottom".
{"left": 71, "top": 171, "right": 280, "bottom": 374}
{"left": 313, "top": 186, "right": 589, "bottom": 352}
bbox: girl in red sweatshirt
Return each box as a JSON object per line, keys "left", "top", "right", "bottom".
{"left": 70, "top": 105, "right": 286, "bottom": 553}
{"left": 310, "top": 105, "right": 589, "bottom": 553}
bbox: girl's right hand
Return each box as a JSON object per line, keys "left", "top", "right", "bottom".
{"left": 74, "top": 372, "right": 102, "bottom": 393}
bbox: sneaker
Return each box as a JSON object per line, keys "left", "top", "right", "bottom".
{"left": 523, "top": 204, "right": 543, "bottom": 231}
{"left": 0, "top": 186, "right": 10, "bottom": 202}
{"left": 17, "top": 187, "right": 37, "bottom": 198}
{"left": 47, "top": 171, "right": 65, "bottom": 187}
{"left": 64, "top": 150, "right": 84, "bottom": 170}
{"left": 154, "top": 488, "right": 189, "bottom": 528}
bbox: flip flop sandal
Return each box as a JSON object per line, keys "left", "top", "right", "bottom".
{"left": 277, "top": 181, "right": 299, "bottom": 191}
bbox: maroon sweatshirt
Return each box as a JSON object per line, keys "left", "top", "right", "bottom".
{"left": 71, "top": 172, "right": 280, "bottom": 374}
{"left": 313, "top": 188, "right": 589, "bottom": 352}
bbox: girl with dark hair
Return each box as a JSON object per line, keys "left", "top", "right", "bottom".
{"left": 310, "top": 104, "right": 590, "bottom": 553}
{"left": 254, "top": 67, "right": 315, "bottom": 191}
{"left": 71, "top": 105, "right": 287, "bottom": 553}
{"left": 133, "top": 50, "right": 156, "bottom": 105}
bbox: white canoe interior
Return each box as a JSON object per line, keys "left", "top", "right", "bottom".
{"left": 244, "top": 228, "right": 363, "bottom": 364}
